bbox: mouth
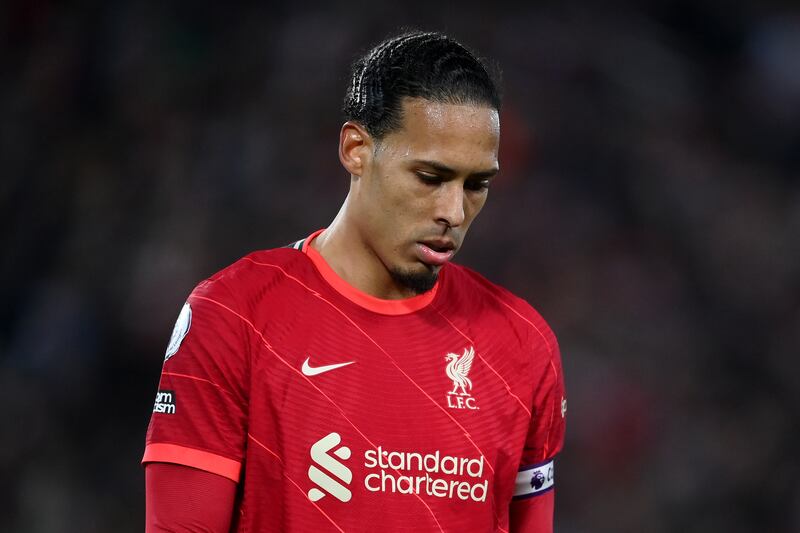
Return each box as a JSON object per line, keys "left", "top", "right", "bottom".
{"left": 415, "top": 239, "right": 457, "bottom": 266}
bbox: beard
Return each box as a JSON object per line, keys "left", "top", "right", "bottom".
{"left": 389, "top": 266, "right": 439, "bottom": 295}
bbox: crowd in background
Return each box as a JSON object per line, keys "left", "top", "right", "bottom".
{"left": 1, "top": 2, "right": 798, "bottom": 532}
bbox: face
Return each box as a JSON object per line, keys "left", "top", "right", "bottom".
{"left": 346, "top": 97, "right": 500, "bottom": 294}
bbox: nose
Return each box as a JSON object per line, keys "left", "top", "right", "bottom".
{"left": 435, "top": 182, "right": 465, "bottom": 228}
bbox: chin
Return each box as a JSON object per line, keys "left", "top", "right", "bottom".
{"left": 389, "top": 266, "right": 439, "bottom": 295}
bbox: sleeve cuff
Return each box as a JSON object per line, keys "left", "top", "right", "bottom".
{"left": 142, "top": 443, "right": 242, "bottom": 483}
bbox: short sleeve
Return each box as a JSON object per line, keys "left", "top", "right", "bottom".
{"left": 513, "top": 338, "right": 566, "bottom": 500}
{"left": 142, "top": 279, "right": 250, "bottom": 483}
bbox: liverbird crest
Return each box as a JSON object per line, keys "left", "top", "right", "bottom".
{"left": 445, "top": 346, "right": 476, "bottom": 396}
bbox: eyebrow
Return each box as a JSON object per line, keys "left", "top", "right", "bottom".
{"left": 412, "top": 159, "right": 499, "bottom": 179}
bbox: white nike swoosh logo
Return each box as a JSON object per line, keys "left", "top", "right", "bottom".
{"left": 301, "top": 357, "right": 355, "bottom": 376}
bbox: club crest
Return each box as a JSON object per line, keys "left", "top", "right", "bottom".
{"left": 445, "top": 346, "right": 479, "bottom": 410}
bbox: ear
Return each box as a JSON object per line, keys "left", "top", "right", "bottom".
{"left": 339, "top": 121, "right": 373, "bottom": 178}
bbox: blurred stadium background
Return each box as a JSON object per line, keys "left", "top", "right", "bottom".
{"left": 2, "top": 2, "right": 798, "bottom": 532}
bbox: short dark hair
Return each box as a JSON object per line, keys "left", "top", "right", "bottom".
{"left": 343, "top": 30, "right": 502, "bottom": 139}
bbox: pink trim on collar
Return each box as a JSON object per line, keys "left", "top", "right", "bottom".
{"left": 302, "top": 229, "right": 439, "bottom": 315}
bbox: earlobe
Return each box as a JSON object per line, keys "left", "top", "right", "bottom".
{"left": 339, "top": 121, "right": 372, "bottom": 177}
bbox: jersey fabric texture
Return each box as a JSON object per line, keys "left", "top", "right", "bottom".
{"left": 143, "top": 230, "right": 566, "bottom": 532}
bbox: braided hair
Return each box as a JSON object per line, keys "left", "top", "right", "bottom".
{"left": 343, "top": 31, "right": 501, "bottom": 139}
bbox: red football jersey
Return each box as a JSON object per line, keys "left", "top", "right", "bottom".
{"left": 143, "top": 230, "right": 566, "bottom": 532}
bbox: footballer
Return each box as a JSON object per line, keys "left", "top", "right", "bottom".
{"left": 143, "top": 30, "right": 566, "bottom": 532}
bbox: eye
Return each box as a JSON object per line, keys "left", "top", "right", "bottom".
{"left": 465, "top": 179, "right": 491, "bottom": 192}
{"left": 415, "top": 171, "right": 442, "bottom": 185}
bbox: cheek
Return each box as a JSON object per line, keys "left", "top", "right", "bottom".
{"left": 377, "top": 176, "right": 426, "bottom": 219}
{"left": 367, "top": 178, "right": 418, "bottom": 239}
{"left": 464, "top": 194, "right": 488, "bottom": 224}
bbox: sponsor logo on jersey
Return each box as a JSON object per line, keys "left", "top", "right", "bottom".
{"left": 445, "top": 346, "right": 479, "bottom": 410}
{"left": 364, "top": 446, "right": 488, "bottom": 503}
{"left": 165, "top": 303, "right": 192, "bottom": 361}
{"left": 153, "top": 390, "right": 176, "bottom": 414}
{"left": 301, "top": 357, "right": 356, "bottom": 377}
{"left": 513, "top": 459, "right": 554, "bottom": 499}
{"left": 308, "top": 432, "right": 353, "bottom": 502}
{"left": 561, "top": 397, "right": 567, "bottom": 418}
{"left": 307, "top": 433, "right": 489, "bottom": 504}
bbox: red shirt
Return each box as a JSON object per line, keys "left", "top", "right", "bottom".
{"left": 143, "top": 230, "right": 566, "bottom": 532}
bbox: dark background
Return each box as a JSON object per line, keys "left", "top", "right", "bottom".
{"left": 2, "top": 2, "right": 798, "bottom": 532}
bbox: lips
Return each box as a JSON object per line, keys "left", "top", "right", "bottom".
{"left": 415, "top": 240, "right": 456, "bottom": 266}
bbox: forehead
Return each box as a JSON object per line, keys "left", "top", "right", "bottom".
{"left": 378, "top": 98, "right": 500, "bottom": 166}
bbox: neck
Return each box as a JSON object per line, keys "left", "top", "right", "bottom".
{"left": 311, "top": 194, "right": 418, "bottom": 300}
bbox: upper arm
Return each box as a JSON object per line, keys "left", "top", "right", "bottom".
{"left": 145, "top": 462, "right": 237, "bottom": 533}
{"left": 143, "top": 279, "right": 251, "bottom": 482}
{"left": 509, "top": 489, "right": 555, "bottom": 533}
{"left": 510, "top": 337, "right": 566, "bottom": 532}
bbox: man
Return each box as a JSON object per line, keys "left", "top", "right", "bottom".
{"left": 143, "top": 30, "right": 566, "bottom": 532}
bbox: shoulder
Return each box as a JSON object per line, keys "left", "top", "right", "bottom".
{"left": 441, "top": 263, "right": 558, "bottom": 356}
{"left": 191, "top": 245, "right": 311, "bottom": 304}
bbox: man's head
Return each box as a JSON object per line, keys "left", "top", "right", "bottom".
{"left": 343, "top": 30, "right": 501, "bottom": 140}
{"left": 338, "top": 31, "right": 501, "bottom": 296}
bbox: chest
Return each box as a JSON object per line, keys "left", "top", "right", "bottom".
{"left": 248, "top": 305, "right": 535, "bottom": 467}
{"left": 236, "top": 295, "right": 542, "bottom": 531}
